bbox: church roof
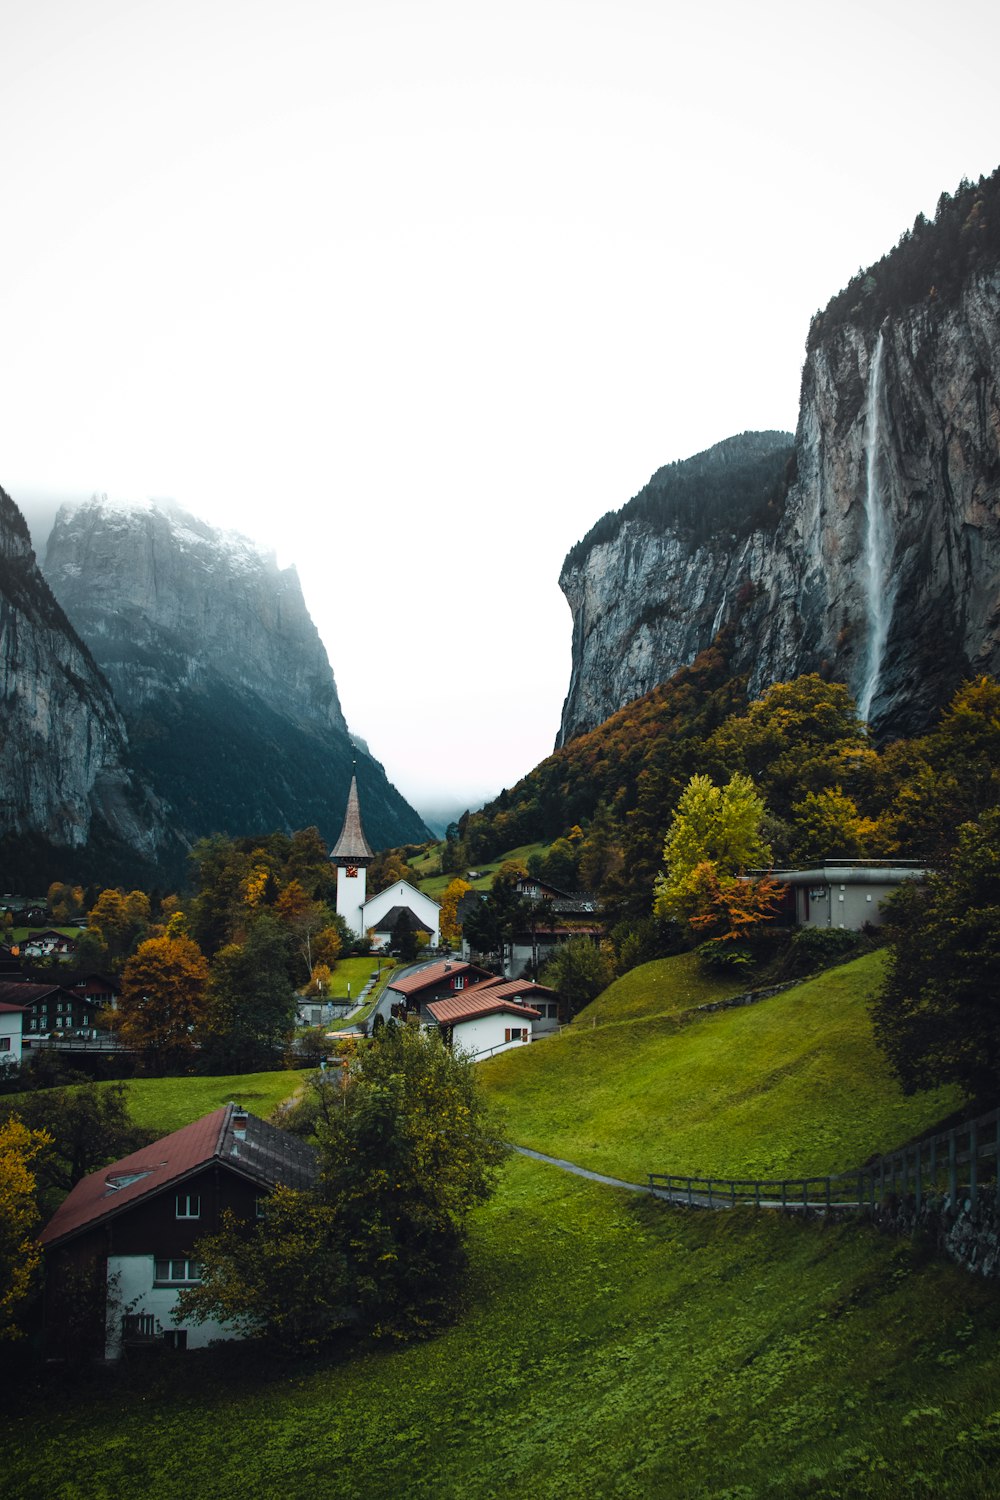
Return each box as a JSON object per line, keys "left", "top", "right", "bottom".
{"left": 330, "top": 774, "right": 374, "bottom": 863}
{"left": 370, "top": 905, "right": 430, "bottom": 934}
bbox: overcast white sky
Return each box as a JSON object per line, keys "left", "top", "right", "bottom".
{"left": 3, "top": 0, "right": 998, "bottom": 824}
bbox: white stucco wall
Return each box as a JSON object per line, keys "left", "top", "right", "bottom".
{"left": 0, "top": 1010, "right": 23, "bottom": 1068}
{"left": 363, "top": 881, "right": 441, "bottom": 947}
{"left": 450, "top": 1012, "right": 533, "bottom": 1061}
{"left": 336, "top": 867, "right": 368, "bottom": 937}
{"left": 106, "top": 1254, "right": 244, "bottom": 1358}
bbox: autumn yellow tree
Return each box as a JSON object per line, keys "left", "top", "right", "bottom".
{"left": 118, "top": 932, "right": 210, "bottom": 1072}
{"left": 439, "top": 878, "right": 471, "bottom": 945}
{"left": 0, "top": 1117, "right": 50, "bottom": 1339}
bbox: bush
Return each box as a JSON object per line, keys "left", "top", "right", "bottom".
{"left": 779, "top": 926, "right": 864, "bottom": 978}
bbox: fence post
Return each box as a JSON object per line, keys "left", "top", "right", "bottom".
{"left": 708, "top": 1180, "right": 714, "bottom": 1209}
{"left": 755, "top": 1180, "right": 761, "bottom": 1208}
{"left": 825, "top": 1178, "right": 831, "bottom": 1210}
{"left": 687, "top": 1178, "right": 693, "bottom": 1208}
{"left": 730, "top": 1181, "right": 736, "bottom": 1209}
{"left": 970, "top": 1119, "right": 979, "bottom": 1207}
{"left": 949, "top": 1131, "right": 957, "bottom": 1204}
{"left": 781, "top": 1181, "right": 787, "bottom": 1209}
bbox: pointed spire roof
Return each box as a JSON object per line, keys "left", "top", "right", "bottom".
{"left": 330, "top": 773, "right": 374, "bottom": 864}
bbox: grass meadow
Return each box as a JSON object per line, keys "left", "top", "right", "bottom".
{"left": 5, "top": 950, "right": 998, "bottom": 1498}
{"left": 482, "top": 951, "right": 962, "bottom": 1183}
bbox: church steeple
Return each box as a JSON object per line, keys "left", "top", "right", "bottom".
{"left": 330, "top": 771, "right": 374, "bottom": 866}
{"left": 332, "top": 770, "right": 373, "bottom": 937}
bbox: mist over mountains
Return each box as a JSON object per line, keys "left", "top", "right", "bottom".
{"left": 0, "top": 491, "right": 430, "bottom": 887}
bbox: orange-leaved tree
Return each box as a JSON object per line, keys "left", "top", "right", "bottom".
{"left": 0, "top": 1117, "right": 51, "bottom": 1339}
{"left": 118, "top": 932, "right": 210, "bottom": 1072}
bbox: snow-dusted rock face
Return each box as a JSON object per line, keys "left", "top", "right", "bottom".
{"left": 42, "top": 497, "right": 430, "bottom": 851}
{"left": 0, "top": 487, "right": 164, "bottom": 859}
{"left": 44, "top": 497, "right": 348, "bottom": 737}
{"left": 558, "top": 265, "right": 1000, "bottom": 744}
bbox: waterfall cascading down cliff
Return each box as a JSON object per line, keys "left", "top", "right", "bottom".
{"left": 557, "top": 265, "right": 1000, "bottom": 747}
{"left": 856, "top": 329, "right": 893, "bottom": 725}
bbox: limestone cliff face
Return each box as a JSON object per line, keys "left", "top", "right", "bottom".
{"left": 44, "top": 498, "right": 349, "bottom": 738}
{"left": 42, "top": 497, "right": 430, "bottom": 851}
{"left": 0, "top": 487, "right": 164, "bottom": 862}
{"left": 557, "top": 433, "right": 794, "bottom": 745}
{"left": 558, "top": 264, "right": 1000, "bottom": 745}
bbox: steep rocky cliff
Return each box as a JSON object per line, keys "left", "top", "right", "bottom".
{"left": 0, "top": 487, "right": 166, "bottom": 881}
{"left": 558, "top": 173, "right": 1000, "bottom": 745}
{"left": 557, "top": 433, "right": 794, "bottom": 745}
{"left": 42, "top": 497, "right": 431, "bottom": 852}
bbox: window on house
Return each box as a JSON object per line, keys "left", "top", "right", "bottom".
{"left": 0, "top": 1036, "right": 10, "bottom": 1051}
{"left": 504, "top": 1028, "right": 526, "bottom": 1043}
{"left": 256, "top": 1196, "right": 267, "bottom": 1219}
{"left": 162, "top": 1330, "right": 188, "bottom": 1350}
{"left": 175, "top": 1194, "right": 201, "bottom": 1219}
{"left": 154, "top": 1259, "right": 202, "bottom": 1286}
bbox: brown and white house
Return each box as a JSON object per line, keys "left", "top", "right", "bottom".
{"left": 39, "top": 1103, "right": 318, "bottom": 1358}
{"left": 385, "top": 958, "right": 495, "bottom": 1021}
{"left": 426, "top": 989, "right": 542, "bottom": 1060}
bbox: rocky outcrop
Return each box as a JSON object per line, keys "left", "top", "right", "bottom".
{"left": 557, "top": 433, "right": 793, "bottom": 745}
{"left": 42, "top": 497, "right": 431, "bottom": 853}
{"left": 558, "top": 193, "right": 1000, "bottom": 745}
{"left": 0, "top": 487, "right": 165, "bottom": 874}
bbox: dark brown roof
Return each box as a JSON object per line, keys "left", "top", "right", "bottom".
{"left": 371, "top": 906, "right": 432, "bottom": 934}
{"left": 427, "top": 994, "right": 541, "bottom": 1025}
{"left": 330, "top": 774, "right": 374, "bottom": 863}
{"left": 40, "top": 1104, "right": 318, "bottom": 1249}
{"left": 0, "top": 981, "right": 68, "bottom": 1005}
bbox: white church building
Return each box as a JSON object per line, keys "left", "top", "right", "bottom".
{"left": 331, "top": 774, "right": 441, "bottom": 949}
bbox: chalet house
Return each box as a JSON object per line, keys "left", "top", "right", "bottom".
{"left": 426, "top": 991, "right": 541, "bottom": 1060}
{"left": 758, "top": 860, "right": 927, "bottom": 931}
{"left": 0, "top": 999, "right": 28, "bottom": 1068}
{"left": 0, "top": 980, "right": 100, "bottom": 1038}
{"left": 385, "top": 959, "right": 495, "bottom": 1020}
{"left": 458, "top": 880, "right": 602, "bottom": 979}
{"left": 452, "top": 975, "right": 561, "bottom": 1033}
{"left": 21, "top": 929, "right": 78, "bottom": 959}
{"left": 39, "top": 1103, "right": 318, "bottom": 1358}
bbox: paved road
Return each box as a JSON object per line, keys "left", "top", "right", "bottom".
{"left": 511, "top": 1145, "right": 860, "bottom": 1213}
{"left": 340, "top": 957, "right": 442, "bottom": 1034}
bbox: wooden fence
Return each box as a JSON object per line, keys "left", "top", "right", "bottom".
{"left": 648, "top": 1105, "right": 1000, "bottom": 1214}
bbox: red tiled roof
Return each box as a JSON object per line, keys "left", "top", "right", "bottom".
{"left": 39, "top": 1106, "right": 318, "bottom": 1249}
{"left": 459, "top": 977, "right": 555, "bottom": 1005}
{"left": 388, "top": 960, "right": 489, "bottom": 996}
{"left": 0, "top": 1000, "right": 29, "bottom": 1014}
{"left": 426, "top": 994, "right": 541, "bottom": 1025}
{"left": 40, "top": 1108, "right": 228, "bottom": 1248}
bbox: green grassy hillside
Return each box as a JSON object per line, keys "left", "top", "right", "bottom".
{"left": 125, "top": 1070, "right": 309, "bottom": 1134}
{"left": 414, "top": 841, "right": 548, "bottom": 898}
{"left": 482, "top": 950, "right": 962, "bottom": 1182}
{"left": 8, "top": 1157, "right": 1000, "bottom": 1499}
{"left": 8, "top": 952, "right": 997, "bottom": 1499}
